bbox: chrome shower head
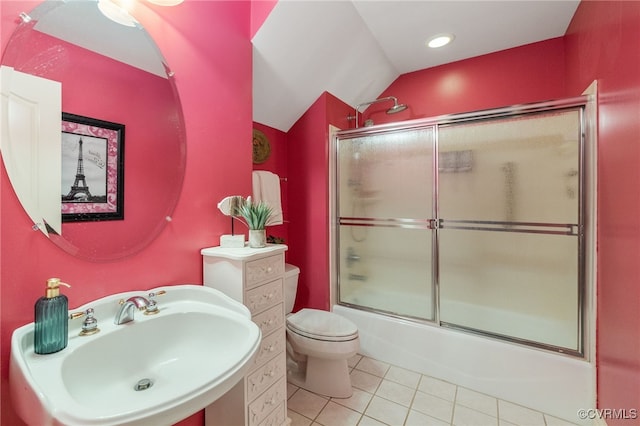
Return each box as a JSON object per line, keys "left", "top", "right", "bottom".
{"left": 386, "top": 102, "right": 408, "bottom": 114}
{"left": 348, "top": 96, "right": 409, "bottom": 128}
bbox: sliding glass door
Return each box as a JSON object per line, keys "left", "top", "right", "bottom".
{"left": 437, "top": 109, "right": 583, "bottom": 352}
{"left": 334, "top": 100, "right": 587, "bottom": 355}
{"left": 337, "top": 127, "right": 435, "bottom": 320}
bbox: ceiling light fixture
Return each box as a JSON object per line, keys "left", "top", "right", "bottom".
{"left": 97, "top": 0, "right": 138, "bottom": 27}
{"left": 427, "top": 33, "right": 455, "bottom": 49}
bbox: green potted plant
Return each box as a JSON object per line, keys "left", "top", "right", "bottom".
{"left": 235, "top": 197, "right": 273, "bottom": 248}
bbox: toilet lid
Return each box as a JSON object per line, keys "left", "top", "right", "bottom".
{"left": 287, "top": 309, "right": 358, "bottom": 341}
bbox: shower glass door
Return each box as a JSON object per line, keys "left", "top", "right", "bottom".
{"left": 437, "top": 109, "right": 583, "bottom": 352}
{"left": 336, "top": 127, "right": 435, "bottom": 320}
{"left": 334, "top": 99, "right": 589, "bottom": 355}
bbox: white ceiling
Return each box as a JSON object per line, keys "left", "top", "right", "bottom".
{"left": 252, "top": 0, "right": 580, "bottom": 132}
{"left": 32, "top": 1, "right": 167, "bottom": 78}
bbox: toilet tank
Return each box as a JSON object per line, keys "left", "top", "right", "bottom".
{"left": 284, "top": 263, "right": 300, "bottom": 314}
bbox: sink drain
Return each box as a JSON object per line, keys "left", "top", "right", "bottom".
{"left": 134, "top": 378, "right": 154, "bottom": 391}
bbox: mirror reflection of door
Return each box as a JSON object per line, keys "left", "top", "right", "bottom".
{"left": 0, "top": 65, "right": 62, "bottom": 236}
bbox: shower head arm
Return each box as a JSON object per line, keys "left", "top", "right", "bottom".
{"left": 354, "top": 96, "right": 401, "bottom": 113}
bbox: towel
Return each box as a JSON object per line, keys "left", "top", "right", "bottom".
{"left": 252, "top": 171, "right": 283, "bottom": 225}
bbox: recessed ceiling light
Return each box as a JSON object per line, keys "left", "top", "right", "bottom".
{"left": 427, "top": 33, "right": 455, "bottom": 49}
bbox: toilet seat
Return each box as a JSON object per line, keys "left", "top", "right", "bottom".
{"left": 287, "top": 308, "right": 358, "bottom": 342}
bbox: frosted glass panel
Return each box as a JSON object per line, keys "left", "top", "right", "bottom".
{"left": 338, "top": 226, "right": 433, "bottom": 320}
{"left": 439, "top": 229, "right": 579, "bottom": 350}
{"left": 338, "top": 128, "right": 434, "bottom": 219}
{"left": 337, "top": 127, "right": 435, "bottom": 321}
{"left": 438, "top": 109, "right": 581, "bottom": 224}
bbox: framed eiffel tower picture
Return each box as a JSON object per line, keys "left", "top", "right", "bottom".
{"left": 61, "top": 113, "right": 124, "bottom": 222}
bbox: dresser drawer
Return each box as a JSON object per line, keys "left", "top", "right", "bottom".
{"left": 258, "top": 402, "right": 286, "bottom": 426}
{"left": 252, "top": 303, "right": 284, "bottom": 336}
{"left": 250, "top": 327, "right": 285, "bottom": 372}
{"left": 246, "top": 254, "right": 284, "bottom": 289}
{"left": 248, "top": 377, "right": 287, "bottom": 426}
{"left": 246, "top": 279, "right": 283, "bottom": 315}
{"left": 247, "top": 352, "right": 286, "bottom": 401}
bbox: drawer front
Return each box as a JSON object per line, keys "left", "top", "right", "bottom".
{"left": 247, "top": 353, "right": 286, "bottom": 401}
{"left": 246, "top": 279, "right": 283, "bottom": 315}
{"left": 252, "top": 303, "right": 284, "bottom": 336}
{"left": 258, "top": 402, "right": 286, "bottom": 426}
{"left": 248, "top": 377, "right": 287, "bottom": 426}
{"left": 246, "top": 254, "right": 284, "bottom": 289}
{"left": 250, "top": 328, "right": 285, "bottom": 372}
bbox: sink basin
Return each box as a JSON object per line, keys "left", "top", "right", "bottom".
{"left": 10, "top": 285, "right": 261, "bottom": 426}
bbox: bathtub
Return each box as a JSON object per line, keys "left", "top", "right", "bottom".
{"left": 333, "top": 303, "right": 596, "bottom": 425}
{"left": 341, "top": 285, "right": 577, "bottom": 350}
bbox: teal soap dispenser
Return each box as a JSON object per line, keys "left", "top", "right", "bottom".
{"left": 34, "top": 278, "right": 71, "bottom": 354}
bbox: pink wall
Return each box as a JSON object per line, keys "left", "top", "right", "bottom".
{"left": 1, "top": 1, "right": 252, "bottom": 425}
{"left": 251, "top": 0, "right": 277, "bottom": 39}
{"left": 286, "top": 95, "right": 331, "bottom": 311}
{"left": 370, "top": 37, "right": 567, "bottom": 126}
{"left": 564, "top": 1, "right": 640, "bottom": 421}
{"left": 286, "top": 92, "right": 355, "bottom": 311}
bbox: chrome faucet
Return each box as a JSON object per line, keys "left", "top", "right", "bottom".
{"left": 114, "top": 296, "right": 150, "bottom": 325}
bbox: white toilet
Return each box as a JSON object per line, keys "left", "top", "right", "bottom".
{"left": 284, "top": 263, "right": 360, "bottom": 398}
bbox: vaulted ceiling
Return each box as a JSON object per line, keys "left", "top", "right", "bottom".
{"left": 252, "top": 1, "right": 580, "bottom": 132}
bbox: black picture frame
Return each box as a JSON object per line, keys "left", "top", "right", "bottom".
{"left": 61, "top": 113, "right": 125, "bottom": 222}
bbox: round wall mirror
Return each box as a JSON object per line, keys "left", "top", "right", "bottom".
{"left": 1, "top": 1, "right": 186, "bottom": 262}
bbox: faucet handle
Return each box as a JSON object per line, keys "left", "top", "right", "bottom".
{"left": 149, "top": 290, "right": 166, "bottom": 298}
{"left": 145, "top": 290, "right": 166, "bottom": 315}
{"left": 70, "top": 308, "right": 100, "bottom": 336}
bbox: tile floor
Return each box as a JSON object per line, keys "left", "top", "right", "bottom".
{"left": 286, "top": 354, "right": 579, "bottom": 426}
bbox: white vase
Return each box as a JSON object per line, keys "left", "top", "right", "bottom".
{"left": 249, "top": 229, "right": 267, "bottom": 248}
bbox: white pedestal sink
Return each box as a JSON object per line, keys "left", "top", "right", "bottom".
{"left": 10, "top": 285, "right": 261, "bottom": 426}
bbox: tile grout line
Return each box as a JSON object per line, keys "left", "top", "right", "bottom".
{"left": 401, "top": 378, "right": 420, "bottom": 426}
{"left": 450, "top": 384, "right": 459, "bottom": 425}
{"left": 287, "top": 385, "right": 330, "bottom": 426}
{"left": 353, "top": 357, "right": 405, "bottom": 426}
{"left": 312, "top": 397, "right": 331, "bottom": 425}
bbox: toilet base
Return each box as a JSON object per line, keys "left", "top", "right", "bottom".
{"left": 287, "top": 355, "right": 353, "bottom": 399}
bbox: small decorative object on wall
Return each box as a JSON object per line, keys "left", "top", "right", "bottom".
{"left": 252, "top": 128, "right": 271, "bottom": 164}
{"left": 61, "top": 113, "right": 125, "bottom": 222}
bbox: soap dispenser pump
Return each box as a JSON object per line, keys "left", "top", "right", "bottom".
{"left": 34, "top": 278, "right": 71, "bottom": 354}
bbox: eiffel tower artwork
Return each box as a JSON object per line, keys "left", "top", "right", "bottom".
{"left": 63, "top": 137, "right": 92, "bottom": 201}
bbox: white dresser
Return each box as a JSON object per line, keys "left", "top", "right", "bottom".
{"left": 202, "top": 244, "right": 289, "bottom": 426}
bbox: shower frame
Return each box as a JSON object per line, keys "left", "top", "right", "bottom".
{"left": 330, "top": 95, "right": 596, "bottom": 359}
